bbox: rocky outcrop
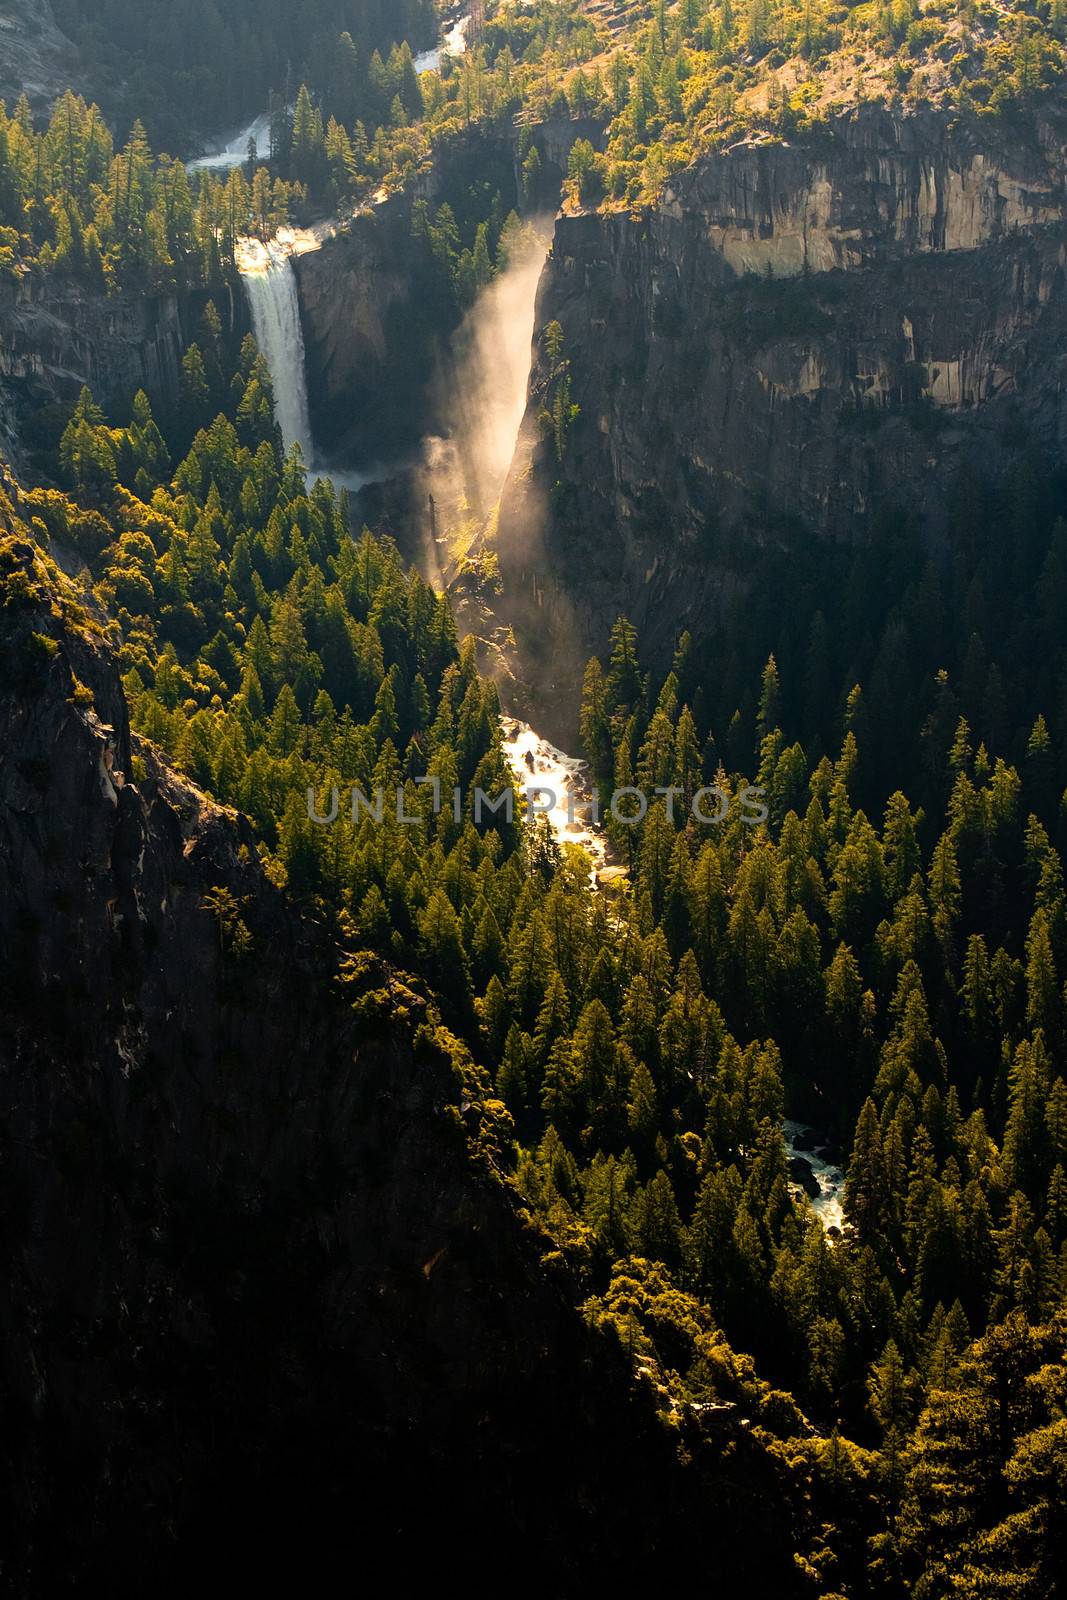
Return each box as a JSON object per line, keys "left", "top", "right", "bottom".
{"left": 518, "top": 112, "right": 607, "bottom": 208}
{"left": 663, "top": 107, "right": 1065, "bottom": 274}
{"left": 787, "top": 1156, "right": 821, "bottom": 1199}
{"left": 492, "top": 106, "right": 1067, "bottom": 738}
{"left": 0, "top": 512, "right": 800, "bottom": 1594}
{"left": 0, "top": 0, "right": 82, "bottom": 115}
{"left": 0, "top": 275, "right": 193, "bottom": 433}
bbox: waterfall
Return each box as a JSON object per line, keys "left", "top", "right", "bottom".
{"left": 239, "top": 242, "right": 315, "bottom": 464}
{"left": 419, "top": 223, "right": 549, "bottom": 541}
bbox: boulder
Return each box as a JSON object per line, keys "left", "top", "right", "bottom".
{"left": 788, "top": 1156, "right": 821, "bottom": 1199}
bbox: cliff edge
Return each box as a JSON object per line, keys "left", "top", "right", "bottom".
{"left": 493, "top": 105, "right": 1067, "bottom": 736}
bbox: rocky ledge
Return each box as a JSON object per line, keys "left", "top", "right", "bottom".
{"left": 492, "top": 105, "right": 1067, "bottom": 736}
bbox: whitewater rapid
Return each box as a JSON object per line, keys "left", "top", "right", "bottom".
{"left": 500, "top": 717, "right": 610, "bottom": 879}
{"left": 188, "top": 110, "right": 272, "bottom": 172}
{"left": 783, "top": 1121, "right": 845, "bottom": 1231}
{"left": 191, "top": 8, "right": 468, "bottom": 169}
{"left": 499, "top": 720, "right": 842, "bottom": 1230}
{"left": 414, "top": 13, "right": 470, "bottom": 73}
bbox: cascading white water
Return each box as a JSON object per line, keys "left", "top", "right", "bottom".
{"left": 239, "top": 241, "right": 315, "bottom": 463}
{"left": 187, "top": 111, "right": 272, "bottom": 172}
{"left": 419, "top": 224, "right": 549, "bottom": 545}
{"left": 783, "top": 1121, "right": 845, "bottom": 1231}
{"left": 413, "top": 11, "right": 469, "bottom": 72}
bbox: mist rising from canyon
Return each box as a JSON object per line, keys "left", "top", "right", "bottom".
{"left": 416, "top": 220, "right": 551, "bottom": 583}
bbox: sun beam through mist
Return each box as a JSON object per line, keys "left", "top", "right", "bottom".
{"left": 418, "top": 218, "right": 551, "bottom": 576}
{"left": 453, "top": 227, "right": 550, "bottom": 508}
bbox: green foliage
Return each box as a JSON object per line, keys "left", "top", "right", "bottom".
{"left": 201, "top": 884, "right": 253, "bottom": 959}
{"left": 49, "top": 0, "right": 438, "bottom": 152}
{"left": 14, "top": 12, "right": 1067, "bottom": 1563}
{"left": 15, "top": 0, "right": 1064, "bottom": 307}
{"left": 0, "top": 92, "right": 250, "bottom": 290}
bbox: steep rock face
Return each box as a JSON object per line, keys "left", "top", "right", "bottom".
{"left": 0, "top": 516, "right": 798, "bottom": 1594}
{"left": 664, "top": 106, "right": 1065, "bottom": 273}
{"left": 0, "top": 276, "right": 193, "bottom": 432}
{"left": 519, "top": 112, "right": 607, "bottom": 206}
{"left": 296, "top": 190, "right": 446, "bottom": 464}
{"left": 494, "top": 106, "right": 1067, "bottom": 739}
{"left": 0, "top": 0, "right": 82, "bottom": 114}
{"left": 295, "top": 117, "right": 600, "bottom": 465}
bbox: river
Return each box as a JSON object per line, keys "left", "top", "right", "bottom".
{"left": 231, "top": 140, "right": 846, "bottom": 1235}
{"left": 413, "top": 12, "right": 470, "bottom": 73}
{"left": 189, "top": 9, "right": 467, "bottom": 170}
{"left": 187, "top": 110, "right": 273, "bottom": 173}
{"left": 782, "top": 1121, "right": 845, "bottom": 1231}
{"left": 500, "top": 717, "right": 608, "bottom": 879}
{"left": 499, "top": 726, "right": 844, "bottom": 1231}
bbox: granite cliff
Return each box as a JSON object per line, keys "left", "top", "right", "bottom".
{"left": 491, "top": 106, "right": 1067, "bottom": 738}
{"left": 294, "top": 117, "right": 602, "bottom": 466}
{"left": 0, "top": 275, "right": 213, "bottom": 470}
{"left": 0, "top": 0, "right": 81, "bottom": 115}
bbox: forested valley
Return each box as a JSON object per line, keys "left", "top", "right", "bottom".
{"left": 1, "top": 1, "right": 1066, "bottom": 1594}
